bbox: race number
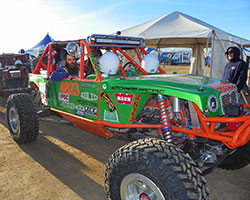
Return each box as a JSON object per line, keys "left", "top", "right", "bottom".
{"left": 59, "top": 81, "right": 80, "bottom": 96}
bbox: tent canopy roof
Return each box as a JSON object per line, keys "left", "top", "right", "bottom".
{"left": 120, "top": 11, "right": 250, "bottom": 48}
{"left": 31, "top": 33, "right": 53, "bottom": 49}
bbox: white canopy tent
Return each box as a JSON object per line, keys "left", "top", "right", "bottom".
{"left": 120, "top": 11, "right": 250, "bottom": 80}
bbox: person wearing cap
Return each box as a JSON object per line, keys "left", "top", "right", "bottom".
{"left": 222, "top": 46, "right": 248, "bottom": 93}
{"left": 14, "top": 59, "right": 23, "bottom": 67}
{"left": 50, "top": 49, "right": 79, "bottom": 81}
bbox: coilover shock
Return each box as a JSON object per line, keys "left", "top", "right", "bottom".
{"left": 157, "top": 94, "right": 173, "bottom": 142}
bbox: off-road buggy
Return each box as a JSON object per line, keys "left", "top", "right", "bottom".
{"left": 6, "top": 34, "right": 250, "bottom": 200}
{"left": 0, "top": 53, "right": 31, "bottom": 97}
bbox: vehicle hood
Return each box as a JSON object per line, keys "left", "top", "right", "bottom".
{"left": 106, "top": 74, "right": 236, "bottom": 115}
{"left": 121, "top": 74, "right": 235, "bottom": 94}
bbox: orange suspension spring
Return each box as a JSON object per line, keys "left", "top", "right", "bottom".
{"left": 157, "top": 95, "right": 172, "bottom": 142}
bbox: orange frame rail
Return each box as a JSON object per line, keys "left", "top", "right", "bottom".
{"left": 53, "top": 102, "right": 250, "bottom": 149}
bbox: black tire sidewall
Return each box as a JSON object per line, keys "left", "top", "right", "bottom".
{"left": 105, "top": 138, "right": 208, "bottom": 200}
{"left": 6, "top": 93, "right": 39, "bottom": 144}
{"left": 6, "top": 99, "right": 20, "bottom": 140}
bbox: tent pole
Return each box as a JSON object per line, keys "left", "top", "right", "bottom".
{"left": 202, "top": 33, "right": 211, "bottom": 76}
{"left": 210, "top": 31, "right": 216, "bottom": 77}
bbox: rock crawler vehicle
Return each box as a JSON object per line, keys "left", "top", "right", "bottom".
{"left": 6, "top": 34, "right": 250, "bottom": 200}
{"left": 0, "top": 53, "right": 30, "bottom": 97}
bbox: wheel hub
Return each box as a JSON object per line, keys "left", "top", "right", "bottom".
{"left": 9, "top": 106, "right": 20, "bottom": 137}
{"left": 120, "top": 173, "right": 165, "bottom": 200}
{"left": 139, "top": 193, "right": 150, "bottom": 200}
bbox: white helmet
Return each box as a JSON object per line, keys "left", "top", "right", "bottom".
{"left": 15, "top": 59, "right": 23, "bottom": 66}
{"left": 99, "top": 52, "right": 119, "bottom": 75}
{"left": 141, "top": 54, "right": 159, "bottom": 74}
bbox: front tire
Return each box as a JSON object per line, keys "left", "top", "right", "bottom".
{"left": 105, "top": 138, "right": 209, "bottom": 200}
{"left": 6, "top": 93, "right": 39, "bottom": 144}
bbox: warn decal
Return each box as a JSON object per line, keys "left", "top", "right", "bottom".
{"left": 114, "top": 93, "right": 134, "bottom": 105}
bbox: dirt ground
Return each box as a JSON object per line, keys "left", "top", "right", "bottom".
{"left": 0, "top": 67, "right": 250, "bottom": 200}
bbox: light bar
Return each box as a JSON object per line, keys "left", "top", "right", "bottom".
{"left": 87, "top": 34, "right": 145, "bottom": 48}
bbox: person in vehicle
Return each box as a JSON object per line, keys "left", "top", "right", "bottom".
{"left": 50, "top": 51, "right": 79, "bottom": 81}
{"left": 14, "top": 59, "right": 23, "bottom": 68}
{"left": 222, "top": 46, "right": 248, "bottom": 93}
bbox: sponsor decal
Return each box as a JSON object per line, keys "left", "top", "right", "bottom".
{"left": 84, "top": 106, "right": 97, "bottom": 116}
{"left": 58, "top": 93, "right": 69, "bottom": 102}
{"left": 80, "top": 83, "right": 96, "bottom": 89}
{"left": 129, "top": 93, "right": 141, "bottom": 121}
{"left": 76, "top": 104, "right": 84, "bottom": 111}
{"left": 41, "top": 93, "right": 48, "bottom": 105}
{"left": 101, "top": 92, "right": 116, "bottom": 112}
{"left": 102, "top": 84, "right": 107, "bottom": 90}
{"left": 77, "top": 99, "right": 97, "bottom": 107}
{"left": 75, "top": 110, "right": 85, "bottom": 117}
{"left": 39, "top": 82, "right": 46, "bottom": 93}
{"left": 208, "top": 82, "right": 235, "bottom": 93}
{"left": 60, "top": 102, "right": 76, "bottom": 110}
{"left": 80, "top": 92, "right": 98, "bottom": 101}
{"left": 111, "top": 86, "right": 163, "bottom": 93}
{"left": 59, "top": 81, "right": 80, "bottom": 96}
{"left": 103, "top": 110, "right": 119, "bottom": 122}
{"left": 114, "top": 93, "right": 134, "bottom": 105}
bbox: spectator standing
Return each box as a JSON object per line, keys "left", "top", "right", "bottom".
{"left": 222, "top": 46, "right": 248, "bottom": 93}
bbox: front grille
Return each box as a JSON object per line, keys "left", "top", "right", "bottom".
{"left": 220, "top": 88, "right": 238, "bottom": 115}
{"left": 4, "top": 79, "right": 28, "bottom": 89}
{"left": 9, "top": 71, "right": 21, "bottom": 78}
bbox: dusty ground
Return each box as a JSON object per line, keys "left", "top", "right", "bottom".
{"left": 0, "top": 67, "right": 250, "bottom": 200}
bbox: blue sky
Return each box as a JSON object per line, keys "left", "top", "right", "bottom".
{"left": 0, "top": 0, "right": 250, "bottom": 53}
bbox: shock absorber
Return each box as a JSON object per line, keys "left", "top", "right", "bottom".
{"left": 157, "top": 94, "right": 172, "bottom": 143}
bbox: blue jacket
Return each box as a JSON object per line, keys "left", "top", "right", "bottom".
{"left": 222, "top": 47, "right": 248, "bottom": 92}
{"left": 50, "top": 67, "right": 69, "bottom": 81}
{"left": 222, "top": 60, "right": 248, "bottom": 92}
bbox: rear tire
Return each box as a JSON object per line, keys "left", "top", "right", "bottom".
{"left": 6, "top": 93, "right": 39, "bottom": 144}
{"left": 218, "top": 141, "right": 250, "bottom": 170}
{"left": 105, "top": 138, "right": 209, "bottom": 200}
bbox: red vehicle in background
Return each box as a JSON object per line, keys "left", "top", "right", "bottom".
{"left": 0, "top": 53, "right": 31, "bottom": 97}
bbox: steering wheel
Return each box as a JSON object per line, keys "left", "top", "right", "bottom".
{"left": 123, "top": 62, "right": 137, "bottom": 72}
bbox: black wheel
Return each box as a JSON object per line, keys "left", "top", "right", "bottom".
{"left": 105, "top": 138, "right": 209, "bottom": 200}
{"left": 6, "top": 93, "right": 39, "bottom": 144}
{"left": 218, "top": 141, "right": 250, "bottom": 170}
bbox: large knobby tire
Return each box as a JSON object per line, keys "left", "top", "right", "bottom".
{"left": 6, "top": 93, "right": 39, "bottom": 144}
{"left": 104, "top": 138, "right": 209, "bottom": 200}
{"left": 218, "top": 141, "right": 250, "bottom": 170}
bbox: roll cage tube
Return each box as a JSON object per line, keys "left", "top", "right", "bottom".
{"left": 80, "top": 40, "right": 103, "bottom": 81}
{"left": 33, "top": 43, "right": 51, "bottom": 74}
{"left": 112, "top": 47, "right": 127, "bottom": 78}
{"left": 32, "top": 34, "right": 166, "bottom": 78}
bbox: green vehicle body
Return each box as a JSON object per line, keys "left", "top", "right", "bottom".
{"left": 29, "top": 72, "right": 236, "bottom": 124}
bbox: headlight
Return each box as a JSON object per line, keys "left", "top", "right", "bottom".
{"left": 208, "top": 95, "right": 218, "bottom": 112}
